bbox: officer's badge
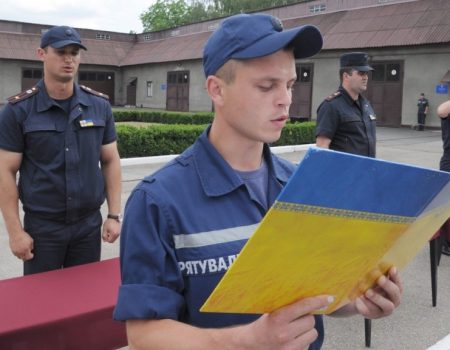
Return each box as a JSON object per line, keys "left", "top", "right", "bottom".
{"left": 271, "top": 16, "right": 283, "bottom": 32}
{"left": 80, "top": 119, "right": 94, "bottom": 127}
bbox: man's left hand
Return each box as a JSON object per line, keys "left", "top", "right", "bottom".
{"left": 102, "top": 219, "right": 121, "bottom": 243}
{"left": 354, "top": 267, "right": 402, "bottom": 319}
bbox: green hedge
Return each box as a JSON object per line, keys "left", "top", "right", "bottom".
{"left": 116, "top": 122, "right": 316, "bottom": 158}
{"left": 113, "top": 109, "right": 214, "bottom": 125}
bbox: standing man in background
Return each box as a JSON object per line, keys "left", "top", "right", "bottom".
{"left": 417, "top": 92, "right": 429, "bottom": 131}
{"left": 0, "top": 25, "right": 122, "bottom": 275}
{"left": 315, "top": 52, "right": 376, "bottom": 157}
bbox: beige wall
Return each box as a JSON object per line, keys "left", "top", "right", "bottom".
{"left": 122, "top": 60, "right": 210, "bottom": 112}
{"left": 0, "top": 59, "right": 39, "bottom": 105}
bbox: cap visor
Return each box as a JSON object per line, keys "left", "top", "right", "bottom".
{"left": 232, "top": 25, "right": 322, "bottom": 61}
{"left": 51, "top": 40, "right": 87, "bottom": 50}
{"left": 353, "top": 66, "right": 374, "bottom": 71}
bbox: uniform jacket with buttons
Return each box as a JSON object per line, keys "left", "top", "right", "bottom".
{"left": 0, "top": 79, "right": 117, "bottom": 222}
{"left": 316, "top": 85, "right": 377, "bottom": 157}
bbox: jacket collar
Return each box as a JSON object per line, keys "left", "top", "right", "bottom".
{"left": 35, "top": 80, "right": 92, "bottom": 112}
{"left": 181, "top": 126, "right": 291, "bottom": 197}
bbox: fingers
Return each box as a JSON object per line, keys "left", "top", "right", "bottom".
{"left": 272, "top": 295, "right": 334, "bottom": 323}
{"left": 376, "top": 270, "right": 401, "bottom": 307}
{"left": 357, "top": 267, "right": 402, "bottom": 319}
{"left": 250, "top": 296, "right": 332, "bottom": 349}
{"left": 102, "top": 228, "right": 120, "bottom": 243}
{"left": 388, "top": 267, "right": 403, "bottom": 295}
{"left": 102, "top": 220, "right": 121, "bottom": 243}
{"left": 12, "top": 237, "right": 34, "bottom": 261}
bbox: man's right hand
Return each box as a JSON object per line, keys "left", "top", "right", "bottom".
{"left": 9, "top": 230, "right": 34, "bottom": 260}
{"left": 236, "top": 295, "right": 334, "bottom": 349}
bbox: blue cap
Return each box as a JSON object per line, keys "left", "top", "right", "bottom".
{"left": 203, "top": 13, "right": 323, "bottom": 77}
{"left": 40, "top": 26, "right": 87, "bottom": 50}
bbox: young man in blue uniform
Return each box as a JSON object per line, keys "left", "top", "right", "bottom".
{"left": 316, "top": 52, "right": 377, "bottom": 157}
{"left": 114, "top": 14, "right": 402, "bottom": 349}
{"left": 0, "top": 26, "right": 122, "bottom": 275}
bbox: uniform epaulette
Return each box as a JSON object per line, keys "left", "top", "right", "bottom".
{"left": 325, "top": 91, "right": 341, "bottom": 101}
{"left": 80, "top": 85, "right": 109, "bottom": 100}
{"left": 7, "top": 86, "right": 39, "bottom": 104}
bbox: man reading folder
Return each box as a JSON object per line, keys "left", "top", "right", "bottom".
{"left": 115, "top": 14, "right": 402, "bottom": 350}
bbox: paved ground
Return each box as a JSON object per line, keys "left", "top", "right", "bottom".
{"left": 1, "top": 126, "right": 449, "bottom": 349}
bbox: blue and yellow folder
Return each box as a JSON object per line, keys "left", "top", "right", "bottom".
{"left": 201, "top": 147, "right": 450, "bottom": 314}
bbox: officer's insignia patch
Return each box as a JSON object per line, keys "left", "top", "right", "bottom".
{"left": 7, "top": 86, "right": 39, "bottom": 104}
{"left": 325, "top": 91, "right": 341, "bottom": 101}
{"left": 80, "top": 119, "right": 95, "bottom": 127}
{"left": 80, "top": 85, "right": 109, "bottom": 100}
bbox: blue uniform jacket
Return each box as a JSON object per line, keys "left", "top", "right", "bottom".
{"left": 0, "top": 80, "right": 117, "bottom": 223}
{"left": 114, "top": 127, "right": 325, "bottom": 350}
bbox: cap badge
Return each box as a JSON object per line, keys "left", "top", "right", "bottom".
{"left": 271, "top": 17, "right": 283, "bottom": 32}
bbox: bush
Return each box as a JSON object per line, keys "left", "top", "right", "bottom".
{"left": 116, "top": 124, "right": 205, "bottom": 158}
{"left": 113, "top": 109, "right": 214, "bottom": 125}
{"left": 116, "top": 121, "right": 316, "bottom": 158}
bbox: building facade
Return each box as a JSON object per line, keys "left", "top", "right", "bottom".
{"left": 0, "top": 0, "right": 449, "bottom": 128}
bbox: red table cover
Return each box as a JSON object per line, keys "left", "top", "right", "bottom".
{"left": 0, "top": 258, "right": 126, "bottom": 349}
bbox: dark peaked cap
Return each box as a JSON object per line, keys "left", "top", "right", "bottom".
{"left": 340, "top": 52, "right": 374, "bottom": 71}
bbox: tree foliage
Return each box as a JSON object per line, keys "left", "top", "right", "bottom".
{"left": 140, "top": 0, "right": 307, "bottom": 32}
{"left": 140, "top": 0, "right": 190, "bottom": 32}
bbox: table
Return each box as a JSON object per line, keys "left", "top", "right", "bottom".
{"left": 0, "top": 258, "right": 126, "bottom": 349}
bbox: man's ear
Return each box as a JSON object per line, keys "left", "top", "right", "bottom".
{"left": 205, "top": 75, "right": 225, "bottom": 106}
{"left": 36, "top": 48, "right": 45, "bottom": 61}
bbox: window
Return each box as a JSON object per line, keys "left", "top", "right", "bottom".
{"left": 23, "top": 70, "right": 32, "bottom": 78}
{"left": 97, "top": 72, "right": 106, "bottom": 81}
{"left": 147, "top": 81, "right": 153, "bottom": 97}
{"left": 369, "top": 63, "right": 401, "bottom": 82}
{"left": 95, "top": 33, "right": 111, "bottom": 40}
{"left": 22, "top": 68, "right": 42, "bottom": 79}
{"left": 300, "top": 67, "right": 311, "bottom": 82}
{"left": 371, "top": 64, "right": 385, "bottom": 81}
{"left": 309, "top": 4, "right": 326, "bottom": 14}
{"left": 386, "top": 63, "right": 400, "bottom": 81}
{"left": 79, "top": 71, "right": 114, "bottom": 81}
{"left": 143, "top": 34, "right": 152, "bottom": 41}
{"left": 208, "top": 23, "right": 219, "bottom": 31}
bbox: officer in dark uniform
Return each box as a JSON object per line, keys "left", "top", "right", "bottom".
{"left": 0, "top": 26, "right": 122, "bottom": 275}
{"left": 417, "top": 92, "right": 429, "bottom": 131}
{"left": 316, "top": 52, "right": 377, "bottom": 157}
